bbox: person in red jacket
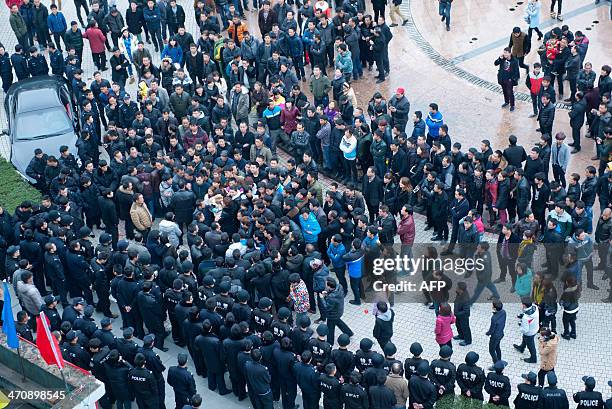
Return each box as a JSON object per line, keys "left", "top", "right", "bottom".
{"left": 397, "top": 204, "right": 415, "bottom": 275}
{"left": 82, "top": 20, "right": 108, "bottom": 70}
{"left": 526, "top": 62, "right": 544, "bottom": 118}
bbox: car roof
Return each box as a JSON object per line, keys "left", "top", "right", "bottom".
{"left": 6, "top": 77, "right": 68, "bottom": 113}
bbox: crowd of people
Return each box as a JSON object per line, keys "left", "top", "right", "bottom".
{"left": 1, "top": 0, "right": 612, "bottom": 407}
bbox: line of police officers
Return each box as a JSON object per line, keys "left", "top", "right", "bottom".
{"left": 34, "top": 285, "right": 612, "bottom": 409}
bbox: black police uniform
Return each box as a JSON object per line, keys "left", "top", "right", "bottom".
{"left": 404, "top": 357, "right": 427, "bottom": 380}
{"left": 331, "top": 348, "right": 355, "bottom": 380}
{"left": 369, "top": 383, "right": 397, "bottom": 409}
{"left": 116, "top": 336, "right": 139, "bottom": 365}
{"left": 261, "top": 339, "right": 281, "bottom": 401}
{"left": 429, "top": 359, "right": 456, "bottom": 398}
{"left": 291, "top": 327, "right": 313, "bottom": 354}
{"left": 91, "top": 346, "right": 112, "bottom": 408}
{"left": 73, "top": 316, "right": 98, "bottom": 339}
{"left": 225, "top": 339, "right": 248, "bottom": 400}
{"left": 136, "top": 290, "right": 166, "bottom": 349}
{"left": 61, "top": 305, "right": 81, "bottom": 324}
{"left": 573, "top": 390, "right": 605, "bottom": 409}
{"left": 163, "top": 288, "right": 184, "bottom": 345}
{"left": 41, "top": 305, "right": 62, "bottom": 332}
{"left": 213, "top": 293, "right": 234, "bottom": 317}
{"left": 363, "top": 365, "right": 387, "bottom": 390}
{"left": 195, "top": 332, "right": 230, "bottom": 394}
{"left": 129, "top": 366, "right": 159, "bottom": 409}
{"left": 355, "top": 349, "right": 376, "bottom": 372}
{"left": 484, "top": 371, "right": 512, "bottom": 407}
{"left": 514, "top": 383, "right": 543, "bottom": 409}
{"left": 456, "top": 362, "right": 485, "bottom": 401}
{"left": 270, "top": 320, "right": 292, "bottom": 341}
{"left": 341, "top": 382, "right": 369, "bottom": 409}
{"left": 167, "top": 365, "right": 197, "bottom": 409}
{"left": 63, "top": 343, "right": 91, "bottom": 370}
{"left": 541, "top": 386, "right": 570, "bottom": 409}
{"left": 245, "top": 360, "right": 274, "bottom": 409}
{"left": 292, "top": 361, "right": 321, "bottom": 409}
{"left": 231, "top": 302, "right": 253, "bottom": 325}
{"left": 138, "top": 345, "right": 167, "bottom": 409}
{"left": 103, "top": 359, "right": 133, "bottom": 405}
{"left": 307, "top": 338, "right": 331, "bottom": 369}
{"left": 273, "top": 346, "right": 298, "bottom": 409}
{"left": 92, "top": 328, "right": 117, "bottom": 349}
{"left": 382, "top": 357, "right": 402, "bottom": 375}
{"left": 320, "top": 373, "right": 342, "bottom": 409}
{"left": 253, "top": 308, "right": 273, "bottom": 334}
{"left": 408, "top": 375, "right": 437, "bottom": 409}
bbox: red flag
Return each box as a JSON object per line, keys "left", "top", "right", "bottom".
{"left": 36, "top": 312, "right": 64, "bottom": 369}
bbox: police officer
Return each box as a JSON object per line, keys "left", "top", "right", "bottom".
{"left": 605, "top": 381, "right": 612, "bottom": 409}
{"left": 293, "top": 351, "right": 321, "bottom": 409}
{"left": 196, "top": 320, "right": 231, "bottom": 395}
{"left": 92, "top": 317, "right": 117, "bottom": 349}
{"left": 320, "top": 363, "right": 342, "bottom": 409}
{"left": 62, "top": 330, "right": 91, "bottom": 370}
{"left": 129, "top": 353, "right": 160, "bottom": 409}
{"left": 260, "top": 331, "right": 280, "bottom": 401}
{"left": 291, "top": 315, "right": 314, "bottom": 355}
{"left": 213, "top": 281, "right": 235, "bottom": 318}
{"left": 341, "top": 371, "right": 368, "bottom": 409}
{"left": 273, "top": 338, "right": 297, "bottom": 409}
{"left": 245, "top": 348, "right": 274, "bottom": 409}
{"left": 574, "top": 376, "right": 605, "bottom": 409}
{"left": 116, "top": 266, "right": 141, "bottom": 338}
{"left": 231, "top": 289, "right": 253, "bottom": 324}
{"left": 382, "top": 342, "right": 402, "bottom": 375}
{"left": 62, "top": 297, "right": 85, "bottom": 324}
{"left": 355, "top": 338, "right": 376, "bottom": 372}
{"left": 369, "top": 373, "right": 397, "bottom": 409}
{"left": 223, "top": 324, "right": 248, "bottom": 400}
{"left": 181, "top": 394, "right": 202, "bottom": 409}
{"left": 73, "top": 305, "right": 98, "bottom": 339}
{"left": 91, "top": 251, "right": 113, "bottom": 318}
{"left": 116, "top": 326, "right": 139, "bottom": 366}
{"left": 167, "top": 352, "right": 197, "bottom": 409}
{"left": 541, "top": 372, "right": 570, "bottom": 409}
{"left": 331, "top": 333, "right": 355, "bottom": 380}
{"left": 103, "top": 350, "right": 133, "bottom": 409}
{"left": 15, "top": 311, "right": 34, "bottom": 342}
{"left": 456, "top": 351, "right": 485, "bottom": 401}
{"left": 253, "top": 297, "right": 274, "bottom": 334}
{"left": 404, "top": 342, "right": 427, "bottom": 380}
{"left": 88, "top": 338, "right": 112, "bottom": 409}
{"left": 429, "top": 345, "right": 456, "bottom": 399}
{"left": 27, "top": 46, "right": 48, "bottom": 76}
{"left": 44, "top": 243, "right": 68, "bottom": 307}
{"left": 514, "top": 371, "right": 542, "bottom": 409}
{"left": 41, "top": 295, "right": 62, "bottom": 332}
{"left": 363, "top": 353, "right": 387, "bottom": 390}
{"left": 164, "top": 278, "right": 185, "bottom": 346}
{"left": 408, "top": 361, "right": 437, "bottom": 409}
{"left": 270, "top": 307, "right": 293, "bottom": 341}
{"left": 137, "top": 334, "right": 167, "bottom": 409}
{"left": 137, "top": 280, "right": 167, "bottom": 351}
{"left": 307, "top": 323, "right": 332, "bottom": 370}
{"left": 484, "top": 360, "right": 512, "bottom": 407}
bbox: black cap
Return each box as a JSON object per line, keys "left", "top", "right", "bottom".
{"left": 417, "top": 361, "right": 429, "bottom": 376}
{"left": 548, "top": 372, "right": 558, "bottom": 385}
{"left": 465, "top": 351, "right": 479, "bottom": 365}
{"left": 258, "top": 297, "right": 272, "bottom": 309}
{"left": 72, "top": 297, "right": 86, "bottom": 306}
{"left": 143, "top": 334, "right": 155, "bottom": 345}
{"left": 278, "top": 307, "right": 291, "bottom": 320}
{"left": 65, "top": 330, "right": 81, "bottom": 341}
{"left": 493, "top": 360, "right": 507, "bottom": 370}
{"left": 383, "top": 342, "right": 397, "bottom": 356}
{"left": 316, "top": 323, "right": 328, "bottom": 336}
{"left": 337, "top": 334, "right": 350, "bottom": 346}
{"left": 44, "top": 294, "right": 58, "bottom": 305}
{"left": 410, "top": 342, "right": 423, "bottom": 356}
{"left": 100, "top": 317, "right": 112, "bottom": 327}
{"left": 582, "top": 376, "right": 596, "bottom": 388}
{"left": 439, "top": 345, "right": 453, "bottom": 359}
{"left": 123, "top": 327, "right": 134, "bottom": 338}
{"left": 360, "top": 338, "right": 373, "bottom": 351}
{"left": 522, "top": 372, "right": 537, "bottom": 383}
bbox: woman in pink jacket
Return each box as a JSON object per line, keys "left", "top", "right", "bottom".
{"left": 82, "top": 21, "right": 108, "bottom": 71}
{"left": 435, "top": 303, "right": 456, "bottom": 349}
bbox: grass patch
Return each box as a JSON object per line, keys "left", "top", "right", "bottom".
{"left": 436, "top": 394, "right": 509, "bottom": 409}
{"left": 0, "top": 158, "right": 41, "bottom": 211}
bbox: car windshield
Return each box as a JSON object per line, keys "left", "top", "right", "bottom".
{"left": 15, "top": 106, "right": 72, "bottom": 140}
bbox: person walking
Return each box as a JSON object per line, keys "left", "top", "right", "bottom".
{"left": 438, "top": 0, "right": 452, "bottom": 31}
{"left": 524, "top": 0, "right": 543, "bottom": 41}
{"left": 513, "top": 297, "right": 539, "bottom": 363}
{"left": 495, "top": 47, "right": 520, "bottom": 112}
{"left": 320, "top": 277, "right": 354, "bottom": 345}
{"left": 82, "top": 21, "right": 108, "bottom": 70}
{"left": 485, "top": 300, "right": 506, "bottom": 366}
{"left": 454, "top": 282, "right": 472, "bottom": 346}
{"left": 47, "top": 4, "right": 67, "bottom": 51}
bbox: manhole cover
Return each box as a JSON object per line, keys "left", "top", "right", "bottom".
{"left": 509, "top": 7, "right": 516, "bottom": 10}
{"left": 586, "top": 27, "right": 592, "bottom": 30}
{"left": 469, "top": 41, "right": 473, "bottom": 44}
{"left": 472, "top": 37, "right": 478, "bottom": 40}
{"left": 517, "top": 1, "right": 524, "bottom": 4}
{"left": 593, "top": 20, "right": 599, "bottom": 24}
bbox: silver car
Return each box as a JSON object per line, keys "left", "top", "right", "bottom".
{"left": 3, "top": 76, "right": 79, "bottom": 183}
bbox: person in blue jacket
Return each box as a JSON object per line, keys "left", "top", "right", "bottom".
{"left": 311, "top": 258, "right": 329, "bottom": 323}
{"left": 47, "top": 4, "right": 67, "bottom": 51}
{"left": 327, "top": 233, "right": 347, "bottom": 295}
{"left": 343, "top": 238, "right": 364, "bottom": 305}
{"left": 161, "top": 36, "right": 183, "bottom": 65}
{"left": 48, "top": 43, "right": 65, "bottom": 75}
{"left": 143, "top": 0, "right": 163, "bottom": 52}
{"left": 425, "top": 102, "right": 444, "bottom": 146}
{"left": 299, "top": 208, "right": 321, "bottom": 245}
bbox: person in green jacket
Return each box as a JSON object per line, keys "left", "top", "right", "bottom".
{"left": 309, "top": 65, "right": 331, "bottom": 107}
{"left": 10, "top": 5, "right": 31, "bottom": 51}
{"left": 64, "top": 21, "right": 85, "bottom": 63}
{"left": 515, "top": 262, "right": 533, "bottom": 298}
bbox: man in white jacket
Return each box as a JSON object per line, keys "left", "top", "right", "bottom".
{"left": 513, "top": 297, "right": 540, "bottom": 363}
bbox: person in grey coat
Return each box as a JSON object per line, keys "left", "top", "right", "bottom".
{"left": 229, "top": 83, "right": 250, "bottom": 126}
{"left": 551, "top": 132, "right": 570, "bottom": 187}
{"left": 16, "top": 271, "right": 43, "bottom": 330}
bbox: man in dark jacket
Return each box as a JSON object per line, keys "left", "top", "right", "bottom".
{"left": 27, "top": 47, "right": 48, "bottom": 76}
{"left": 494, "top": 47, "right": 520, "bottom": 111}
{"left": 98, "top": 189, "right": 119, "bottom": 247}
{"left": 408, "top": 361, "right": 437, "bottom": 409}
{"left": 167, "top": 352, "right": 197, "bottom": 409}
{"left": 569, "top": 91, "right": 587, "bottom": 153}
{"left": 538, "top": 93, "right": 556, "bottom": 137}
{"left": 362, "top": 166, "right": 384, "bottom": 223}
{"left": 245, "top": 349, "right": 274, "bottom": 409}
{"left": 495, "top": 224, "right": 520, "bottom": 288}
{"left": 104, "top": 350, "right": 133, "bottom": 408}
{"left": 320, "top": 277, "right": 353, "bottom": 345}
{"left": 457, "top": 351, "right": 485, "bottom": 400}
{"left": 137, "top": 335, "right": 167, "bottom": 406}
{"left": 484, "top": 360, "right": 511, "bottom": 406}
{"left": 129, "top": 353, "right": 160, "bottom": 409}
{"left": 136, "top": 281, "right": 167, "bottom": 351}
